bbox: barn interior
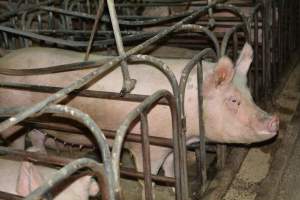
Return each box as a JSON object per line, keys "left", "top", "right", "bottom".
{"left": 0, "top": 0, "right": 299, "bottom": 200}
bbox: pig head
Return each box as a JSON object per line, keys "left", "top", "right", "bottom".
{"left": 202, "top": 43, "right": 279, "bottom": 143}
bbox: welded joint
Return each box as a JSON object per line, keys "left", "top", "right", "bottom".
{"left": 106, "top": 0, "right": 136, "bottom": 96}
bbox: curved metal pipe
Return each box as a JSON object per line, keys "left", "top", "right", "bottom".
{"left": 220, "top": 23, "right": 248, "bottom": 56}
{"left": 178, "top": 24, "right": 220, "bottom": 58}
{"left": 24, "top": 158, "right": 108, "bottom": 200}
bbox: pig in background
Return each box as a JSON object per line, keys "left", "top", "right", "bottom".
{"left": 0, "top": 43, "right": 279, "bottom": 180}
{"left": 0, "top": 145, "right": 99, "bottom": 200}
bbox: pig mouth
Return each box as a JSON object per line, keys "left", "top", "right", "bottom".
{"left": 254, "top": 130, "right": 278, "bottom": 142}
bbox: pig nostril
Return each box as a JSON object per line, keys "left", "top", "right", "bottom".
{"left": 268, "top": 116, "right": 279, "bottom": 132}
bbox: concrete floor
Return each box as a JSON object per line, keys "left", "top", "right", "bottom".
{"left": 275, "top": 118, "right": 300, "bottom": 200}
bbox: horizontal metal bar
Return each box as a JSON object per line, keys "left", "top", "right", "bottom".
{"left": 0, "top": 82, "right": 169, "bottom": 105}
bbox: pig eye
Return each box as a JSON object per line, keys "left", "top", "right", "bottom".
{"left": 229, "top": 96, "right": 240, "bottom": 105}
{"left": 231, "top": 98, "right": 240, "bottom": 105}
{"left": 226, "top": 96, "right": 241, "bottom": 113}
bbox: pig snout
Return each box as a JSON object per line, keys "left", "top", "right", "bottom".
{"left": 254, "top": 113, "right": 279, "bottom": 135}
{"left": 267, "top": 115, "right": 279, "bottom": 133}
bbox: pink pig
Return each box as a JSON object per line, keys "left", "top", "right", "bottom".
{"left": 0, "top": 43, "right": 278, "bottom": 179}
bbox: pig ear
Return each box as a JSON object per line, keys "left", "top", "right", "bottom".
{"left": 235, "top": 42, "right": 253, "bottom": 75}
{"left": 213, "top": 56, "right": 234, "bottom": 86}
{"left": 16, "top": 162, "right": 44, "bottom": 197}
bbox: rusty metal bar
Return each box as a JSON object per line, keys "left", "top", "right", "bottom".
{"left": 43, "top": 104, "right": 116, "bottom": 199}
{"left": 196, "top": 61, "right": 207, "bottom": 194}
{"left": 0, "top": 104, "right": 116, "bottom": 200}
{"left": 0, "top": 0, "right": 57, "bottom": 22}
{"left": 40, "top": 5, "right": 193, "bottom": 26}
{"left": 0, "top": 145, "right": 175, "bottom": 186}
{"left": 24, "top": 158, "right": 108, "bottom": 200}
{"left": 111, "top": 89, "right": 186, "bottom": 199}
{"left": 127, "top": 55, "right": 188, "bottom": 199}
{"left": 0, "top": 82, "right": 169, "bottom": 105}
{"left": 106, "top": 0, "right": 135, "bottom": 95}
{"left": 84, "top": 0, "right": 105, "bottom": 61}
{"left": 140, "top": 113, "right": 153, "bottom": 200}
{"left": 178, "top": 24, "right": 220, "bottom": 58}
{"left": 179, "top": 48, "right": 217, "bottom": 195}
{"left": 221, "top": 23, "right": 249, "bottom": 56}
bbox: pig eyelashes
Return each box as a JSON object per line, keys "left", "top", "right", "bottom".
{"left": 225, "top": 96, "right": 241, "bottom": 113}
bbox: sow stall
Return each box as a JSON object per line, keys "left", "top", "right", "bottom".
{"left": 0, "top": 0, "right": 298, "bottom": 200}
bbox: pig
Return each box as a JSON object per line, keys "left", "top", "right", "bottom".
{"left": 0, "top": 146, "right": 99, "bottom": 200}
{"left": 0, "top": 43, "right": 279, "bottom": 180}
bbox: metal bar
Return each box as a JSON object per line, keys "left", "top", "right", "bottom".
{"left": 140, "top": 113, "right": 153, "bottom": 200}
{"left": 0, "top": 82, "right": 169, "bottom": 105}
{"left": 0, "top": 116, "right": 174, "bottom": 148}
{"left": 0, "top": 146, "right": 175, "bottom": 185}
{"left": 84, "top": 0, "right": 105, "bottom": 61}
{"left": 24, "top": 158, "right": 108, "bottom": 200}
{"left": 43, "top": 105, "right": 116, "bottom": 200}
{"left": 178, "top": 24, "right": 220, "bottom": 58}
{"left": 196, "top": 61, "right": 207, "bottom": 194}
{"left": 254, "top": 10, "right": 259, "bottom": 100}
{"left": 221, "top": 23, "right": 249, "bottom": 56}
{"left": 40, "top": 6, "right": 193, "bottom": 26}
{"left": 107, "top": 0, "right": 135, "bottom": 95}
{"left": 179, "top": 48, "right": 217, "bottom": 195}
{"left": 0, "top": 105, "right": 116, "bottom": 200}
{"left": 0, "top": 0, "right": 57, "bottom": 22}
{"left": 111, "top": 90, "right": 185, "bottom": 199}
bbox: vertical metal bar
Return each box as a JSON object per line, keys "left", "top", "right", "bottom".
{"left": 140, "top": 113, "right": 153, "bottom": 200}
{"left": 272, "top": 2, "right": 278, "bottom": 87}
{"left": 36, "top": 0, "right": 43, "bottom": 31}
{"left": 106, "top": 0, "right": 136, "bottom": 95}
{"left": 196, "top": 62, "right": 207, "bottom": 194}
{"left": 84, "top": 0, "right": 105, "bottom": 61}
{"left": 208, "top": 0, "right": 215, "bottom": 28}
{"left": 233, "top": 32, "right": 238, "bottom": 62}
{"left": 254, "top": 11, "right": 259, "bottom": 100}
{"left": 264, "top": 0, "right": 271, "bottom": 100}
{"left": 2, "top": 32, "right": 8, "bottom": 48}
{"left": 261, "top": 5, "right": 266, "bottom": 101}
{"left": 278, "top": 1, "right": 283, "bottom": 74}
{"left": 48, "top": 0, "right": 54, "bottom": 31}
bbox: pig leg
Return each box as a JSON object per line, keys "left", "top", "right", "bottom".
{"left": 129, "top": 145, "right": 171, "bottom": 199}
{"left": 16, "top": 161, "right": 45, "bottom": 197}
{"left": 162, "top": 153, "right": 175, "bottom": 193}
